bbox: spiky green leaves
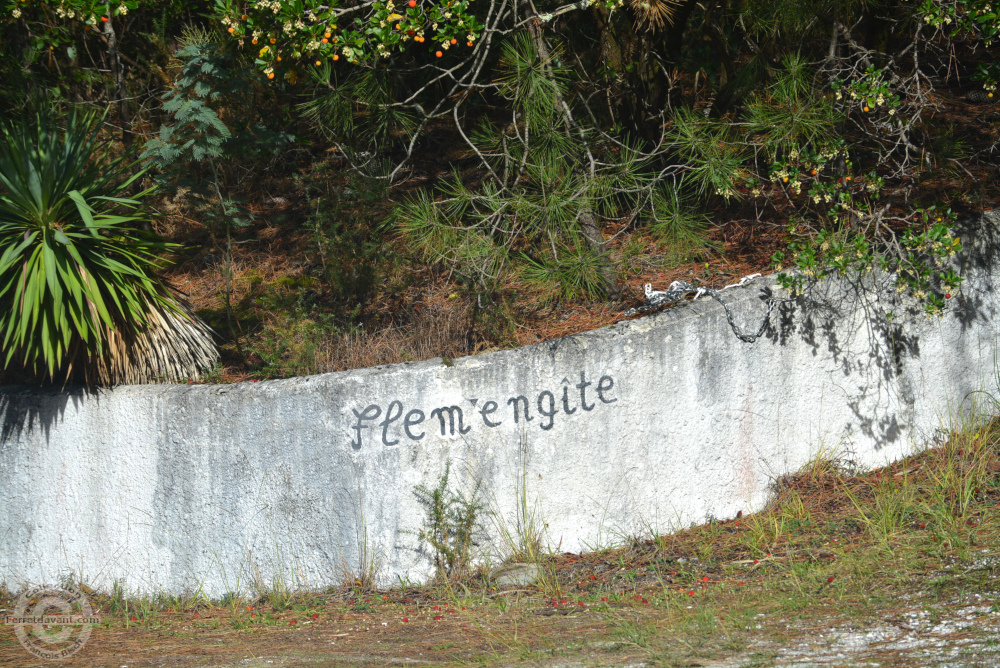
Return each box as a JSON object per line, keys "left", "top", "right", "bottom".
{"left": 0, "top": 111, "right": 217, "bottom": 384}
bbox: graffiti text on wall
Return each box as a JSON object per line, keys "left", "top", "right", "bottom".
{"left": 349, "top": 372, "right": 616, "bottom": 449}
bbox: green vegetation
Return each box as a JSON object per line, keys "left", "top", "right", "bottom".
{"left": 413, "top": 459, "right": 485, "bottom": 580}
{"left": 2, "top": 0, "right": 1000, "bottom": 382}
{"left": 0, "top": 111, "right": 216, "bottom": 384}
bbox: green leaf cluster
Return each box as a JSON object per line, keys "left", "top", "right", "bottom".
{"left": 0, "top": 111, "right": 216, "bottom": 383}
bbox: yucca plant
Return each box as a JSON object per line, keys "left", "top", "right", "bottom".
{"left": 0, "top": 111, "right": 218, "bottom": 386}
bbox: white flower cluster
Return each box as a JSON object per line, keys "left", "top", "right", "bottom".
{"left": 12, "top": 6, "right": 21, "bottom": 17}
{"left": 55, "top": 5, "right": 78, "bottom": 19}
{"left": 254, "top": 0, "right": 283, "bottom": 13}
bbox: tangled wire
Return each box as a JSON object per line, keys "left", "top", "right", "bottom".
{"left": 622, "top": 273, "right": 792, "bottom": 343}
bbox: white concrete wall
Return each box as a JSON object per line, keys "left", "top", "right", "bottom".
{"left": 2, "top": 213, "right": 999, "bottom": 597}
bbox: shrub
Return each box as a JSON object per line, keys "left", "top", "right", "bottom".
{"left": 0, "top": 111, "right": 217, "bottom": 385}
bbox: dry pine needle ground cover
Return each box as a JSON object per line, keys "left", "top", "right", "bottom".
{"left": 153, "top": 84, "right": 1000, "bottom": 384}
{"left": 2, "top": 417, "right": 1000, "bottom": 667}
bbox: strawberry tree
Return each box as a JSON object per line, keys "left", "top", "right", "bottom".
{"left": 3, "top": 0, "right": 139, "bottom": 26}
{"left": 213, "top": 0, "right": 485, "bottom": 77}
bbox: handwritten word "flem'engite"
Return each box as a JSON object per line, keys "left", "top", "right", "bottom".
{"left": 349, "top": 371, "right": 616, "bottom": 449}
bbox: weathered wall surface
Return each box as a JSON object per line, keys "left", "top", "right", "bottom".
{"left": 2, "top": 213, "right": 999, "bottom": 597}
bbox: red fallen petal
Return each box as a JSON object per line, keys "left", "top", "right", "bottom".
{"left": 828, "top": 576, "right": 835, "bottom": 583}
{"left": 290, "top": 620, "right": 297, "bottom": 625}
{"left": 402, "top": 617, "right": 408, "bottom": 622}
{"left": 434, "top": 615, "right": 443, "bottom": 620}
{"left": 312, "top": 613, "right": 319, "bottom": 619}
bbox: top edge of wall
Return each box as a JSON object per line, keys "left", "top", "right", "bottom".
{"left": 3, "top": 209, "right": 999, "bottom": 397}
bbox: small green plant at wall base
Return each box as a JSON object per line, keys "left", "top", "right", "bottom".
{"left": 413, "top": 460, "right": 484, "bottom": 580}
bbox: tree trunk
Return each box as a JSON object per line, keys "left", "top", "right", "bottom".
{"left": 521, "top": 3, "right": 622, "bottom": 301}
{"left": 102, "top": 17, "right": 132, "bottom": 149}
{"left": 579, "top": 210, "right": 621, "bottom": 300}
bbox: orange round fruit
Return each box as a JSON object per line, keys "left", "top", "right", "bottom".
{"left": 436, "top": 50, "right": 443, "bottom": 57}
{"left": 267, "top": 72, "right": 275, "bottom": 79}
{"left": 324, "top": 32, "right": 331, "bottom": 38}
{"left": 315, "top": 60, "right": 321, "bottom": 66}
{"left": 863, "top": 106, "right": 869, "bottom": 112}
{"left": 409, "top": 0, "right": 417, "bottom": 6}
{"left": 322, "top": 37, "right": 328, "bottom": 43}
{"left": 333, "top": 54, "right": 340, "bottom": 60}
{"left": 467, "top": 41, "right": 473, "bottom": 46}
{"left": 270, "top": 37, "right": 276, "bottom": 43}
{"left": 228, "top": 26, "right": 235, "bottom": 33}
{"left": 450, "top": 38, "right": 457, "bottom": 44}
{"left": 252, "top": 38, "right": 258, "bottom": 44}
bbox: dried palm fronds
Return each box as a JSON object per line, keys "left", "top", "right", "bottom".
{"left": 78, "top": 299, "right": 219, "bottom": 386}
{"left": 630, "top": 0, "right": 682, "bottom": 32}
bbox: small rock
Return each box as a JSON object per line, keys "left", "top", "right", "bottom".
{"left": 491, "top": 562, "right": 541, "bottom": 586}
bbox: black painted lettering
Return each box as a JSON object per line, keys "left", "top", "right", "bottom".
{"left": 507, "top": 395, "right": 532, "bottom": 423}
{"left": 480, "top": 400, "right": 501, "bottom": 427}
{"left": 380, "top": 400, "right": 403, "bottom": 446}
{"left": 576, "top": 371, "right": 595, "bottom": 411}
{"left": 404, "top": 409, "right": 426, "bottom": 441}
{"left": 350, "top": 404, "right": 382, "bottom": 450}
{"left": 537, "top": 391, "right": 556, "bottom": 430}
{"left": 430, "top": 406, "right": 473, "bottom": 436}
{"left": 597, "top": 375, "right": 617, "bottom": 403}
{"left": 561, "top": 384, "right": 577, "bottom": 415}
